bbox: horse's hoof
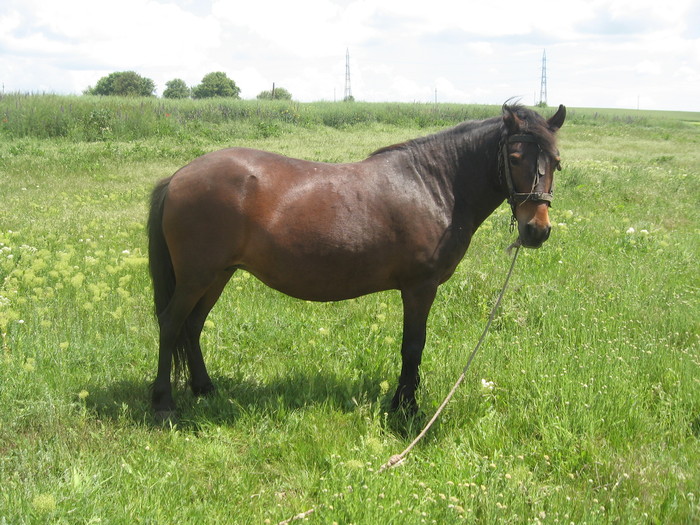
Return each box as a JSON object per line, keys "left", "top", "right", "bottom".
{"left": 154, "top": 410, "right": 178, "bottom": 425}
{"left": 191, "top": 381, "right": 216, "bottom": 397}
{"left": 395, "top": 402, "right": 420, "bottom": 417}
{"left": 390, "top": 395, "right": 419, "bottom": 416}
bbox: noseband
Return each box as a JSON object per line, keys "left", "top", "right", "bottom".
{"left": 499, "top": 133, "right": 559, "bottom": 215}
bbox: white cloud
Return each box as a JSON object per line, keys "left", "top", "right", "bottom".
{"left": 0, "top": 0, "right": 223, "bottom": 93}
{"left": 434, "top": 77, "right": 470, "bottom": 103}
{"left": 212, "top": 0, "right": 377, "bottom": 58}
{"left": 0, "top": 0, "right": 698, "bottom": 110}
{"left": 635, "top": 61, "right": 661, "bottom": 76}
{"left": 229, "top": 67, "right": 270, "bottom": 99}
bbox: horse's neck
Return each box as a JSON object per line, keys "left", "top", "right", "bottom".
{"left": 409, "top": 124, "right": 505, "bottom": 228}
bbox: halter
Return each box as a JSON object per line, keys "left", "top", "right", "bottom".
{"left": 499, "top": 133, "right": 559, "bottom": 215}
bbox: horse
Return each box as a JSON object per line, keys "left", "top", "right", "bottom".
{"left": 147, "top": 103, "right": 566, "bottom": 420}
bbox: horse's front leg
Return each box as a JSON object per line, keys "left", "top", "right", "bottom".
{"left": 391, "top": 282, "right": 438, "bottom": 412}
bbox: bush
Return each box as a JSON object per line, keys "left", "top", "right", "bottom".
{"left": 84, "top": 71, "right": 155, "bottom": 97}
{"left": 163, "top": 79, "right": 190, "bottom": 99}
{"left": 257, "top": 87, "right": 292, "bottom": 101}
{"left": 192, "top": 72, "right": 241, "bottom": 99}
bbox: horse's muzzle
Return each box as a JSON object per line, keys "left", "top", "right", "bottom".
{"left": 514, "top": 200, "right": 551, "bottom": 249}
{"left": 519, "top": 221, "right": 551, "bottom": 248}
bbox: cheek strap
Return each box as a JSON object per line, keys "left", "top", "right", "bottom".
{"left": 501, "top": 144, "right": 554, "bottom": 207}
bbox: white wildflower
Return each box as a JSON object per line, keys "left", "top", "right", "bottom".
{"left": 480, "top": 379, "right": 495, "bottom": 394}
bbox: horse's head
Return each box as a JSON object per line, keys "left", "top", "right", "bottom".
{"left": 501, "top": 104, "right": 566, "bottom": 248}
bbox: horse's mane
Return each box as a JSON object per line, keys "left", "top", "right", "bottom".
{"left": 368, "top": 118, "right": 498, "bottom": 158}
{"left": 369, "top": 103, "right": 559, "bottom": 160}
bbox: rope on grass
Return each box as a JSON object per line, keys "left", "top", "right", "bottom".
{"left": 277, "top": 244, "right": 521, "bottom": 524}
{"left": 379, "top": 243, "right": 520, "bottom": 472}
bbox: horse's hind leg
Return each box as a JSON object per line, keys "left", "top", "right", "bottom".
{"left": 182, "top": 270, "right": 235, "bottom": 397}
{"left": 152, "top": 283, "right": 206, "bottom": 420}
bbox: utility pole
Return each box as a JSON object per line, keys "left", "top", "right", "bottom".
{"left": 539, "top": 49, "right": 547, "bottom": 107}
{"left": 344, "top": 48, "right": 353, "bottom": 101}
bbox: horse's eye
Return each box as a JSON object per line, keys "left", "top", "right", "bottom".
{"left": 509, "top": 153, "right": 522, "bottom": 166}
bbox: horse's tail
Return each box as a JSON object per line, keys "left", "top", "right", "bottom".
{"left": 147, "top": 177, "right": 187, "bottom": 378}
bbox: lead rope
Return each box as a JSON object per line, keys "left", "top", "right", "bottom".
{"left": 379, "top": 241, "right": 520, "bottom": 471}
{"left": 278, "top": 243, "right": 522, "bottom": 525}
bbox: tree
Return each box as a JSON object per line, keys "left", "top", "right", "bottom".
{"left": 163, "top": 78, "right": 190, "bottom": 99}
{"left": 192, "top": 72, "right": 241, "bottom": 99}
{"left": 85, "top": 71, "right": 155, "bottom": 97}
{"left": 257, "top": 86, "right": 292, "bottom": 100}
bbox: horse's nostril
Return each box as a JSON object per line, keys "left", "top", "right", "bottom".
{"left": 524, "top": 222, "right": 551, "bottom": 245}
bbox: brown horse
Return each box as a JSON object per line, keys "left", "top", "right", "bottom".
{"left": 147, "top": 103, "right": 566, "bottom": 420}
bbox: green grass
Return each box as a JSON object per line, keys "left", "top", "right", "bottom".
{"left": 1, "top": 96, "right": 698, "bottom": 524}
{"left": 0, "top": 94, "right": 506, "bottom": 142}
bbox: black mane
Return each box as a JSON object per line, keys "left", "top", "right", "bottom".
{"left": 369, "top": 103, "right": 559, "bottom": 160}
{"left": 367, "top": 117, "right": 497, "bottom": 158}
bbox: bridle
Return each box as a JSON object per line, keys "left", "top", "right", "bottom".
{"left": 499, "top": 133, "right": 560, "bottom": 216}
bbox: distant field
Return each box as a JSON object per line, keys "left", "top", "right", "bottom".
{"left": 567, "top": 105, "right": 700, "bottom": 122}
{"left": 0, "top": 95, "right": 698, "bottom": 523}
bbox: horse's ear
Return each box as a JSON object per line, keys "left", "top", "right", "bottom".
{"left": 502, "top": 105, "right": 525, "bottom": 133}
{"left": 547, "top": 104, "right": 566, "bottom": 132}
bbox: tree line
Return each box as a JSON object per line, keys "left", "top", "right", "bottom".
{"left": 83, "top": 71, "right": 292, "bottom": 100}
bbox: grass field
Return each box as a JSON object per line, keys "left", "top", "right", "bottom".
{"left": 1, "top": 95, "right": 698, "bottom": 524}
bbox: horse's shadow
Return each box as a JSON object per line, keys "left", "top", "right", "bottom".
{"left": 87, "top": 370, "right": 427, "bottom": 436}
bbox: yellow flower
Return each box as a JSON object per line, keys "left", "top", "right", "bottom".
{"left": 23, "top": 358, "right": 36, "bottom": 372}
{"left": 345, "top": 459, "right": 364, "bottom": 470}
{"left": 70, "top": 272, "right": 85, "bottom": 288}
{"left": 32, "top": 493, "right": 56, "bottom": 514}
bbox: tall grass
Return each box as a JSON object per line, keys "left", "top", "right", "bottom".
{"left": 0, "top": 96, "right": 698, "bottom": 523}
{"left": 0, "top": 94, "right": 505, "bottom": 141}
{"left": 7, "top": 93, "right": 690, "bottom": 143}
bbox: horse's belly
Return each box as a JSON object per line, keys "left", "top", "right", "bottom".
{"left": 241, "top": 252, "right": 397, "bottom": 302}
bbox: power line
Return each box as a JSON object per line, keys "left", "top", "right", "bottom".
{"left": 344, "top": 48, "right": 353, "bottom": 101}
{"left": 539, "top": 49, "right": 547, "bottom": 106}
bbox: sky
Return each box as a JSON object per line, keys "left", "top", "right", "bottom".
{"left": 1, "top": 0, "right": 699, "bottom": 111}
